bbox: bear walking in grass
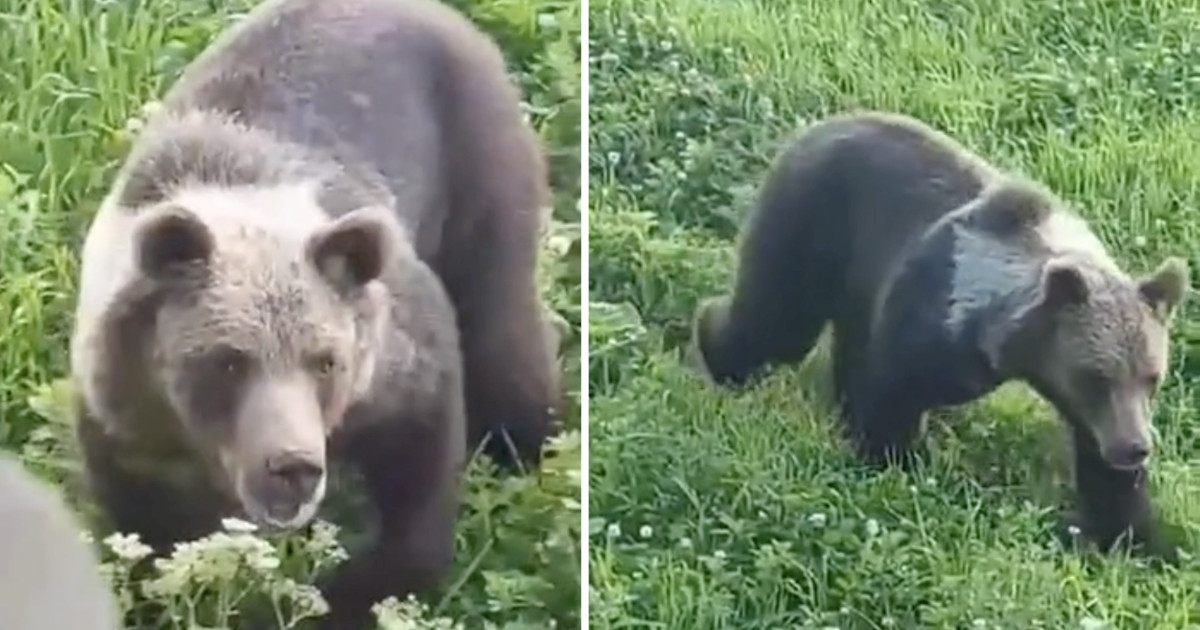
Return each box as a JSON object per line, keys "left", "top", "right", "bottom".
{"left": 692, "top": 111, "right": 1189, "bottom": 560}
{"left": 68, "top": 0, "right": 560, "bottom": 627}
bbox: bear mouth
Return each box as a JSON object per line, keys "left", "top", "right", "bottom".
{"left": 236, "top": 474, "right": 328, "bottom": 531}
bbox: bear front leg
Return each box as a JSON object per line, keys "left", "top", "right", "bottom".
{"left": 452, "top": 269, "right": 559, "bottom": 472}
{"left": 76, "top": 413, "right": 226, "bottom": 554}
{"left": 1065, "top": 427, "right": 1178, "bottom": 562}
{"left": 319, "top": 422, "right": 461, "bottom": 630}
{"left": 846, "top": 371, "right": 929, "bottom": 471}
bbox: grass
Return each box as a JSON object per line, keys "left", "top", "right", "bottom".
{"left": 0, "top": 0, "right": 580, "bottom": 628}
{"left": 587, "top": 0, "right": 1200, "bottom": 628}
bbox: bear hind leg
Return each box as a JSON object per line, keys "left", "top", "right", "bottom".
{"left": 692, "top": 256, "right": 837, "bottom": 388}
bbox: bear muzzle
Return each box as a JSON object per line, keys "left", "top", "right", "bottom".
{"left": 1102, "top": 440, "right": 1152, "bottom": 472}
{"left": 239, "top": 450, "right": 328, "bottom": 529}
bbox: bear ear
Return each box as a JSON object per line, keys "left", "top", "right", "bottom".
{"left": 133, "top": 204, "right": 215, "bottom": 279}
{"left": 1138, "top": 256, "right": 1189, "bottom": 321}
{"left": 1039, "top": 259, "right": 1089, "bottom": 310}
{"left": 306, "top": 206, "right": 398, "bottom": 292}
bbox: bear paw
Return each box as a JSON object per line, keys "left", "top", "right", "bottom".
{"left": 1053, "top": 510, "right": 1184, "bottom": 567}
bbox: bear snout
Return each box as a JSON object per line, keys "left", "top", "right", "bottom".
{"left": 1104, "top": 440, "right": 1152, "bottom": 471}
{"left": 266, "top": 450, "right": 324, "bottom": 499}
{"left": 242, "top": 450, "right": 327, "bottom": 527}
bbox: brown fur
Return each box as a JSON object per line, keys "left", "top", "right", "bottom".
{"left": 692, "top": 111, "right": 1190, "bottom": 560}
{"left": 69, "top": 0, "right": 560, "bottom": 627}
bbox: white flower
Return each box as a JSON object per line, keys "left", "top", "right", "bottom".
{"left": 373, "top": 595, "right": 463, "bottom": 630}
{"left": 305, "top": 519, "right": 350, "bottom": 566}
{"left": 221, "top": 516, "right": 258, "bottom": 533}
{"left": 865, "top": 519, "right": 880, "bottom": 538}
{"left": 103, "top": 532, "right": 153, "bottom": 562}
{"left": 808, "top": 512, "right": 827, "bottom": 527}
{"left": 273, "top": 578, "right": 330, "bottom": 618}
{"left": 606, "top": 523, "right": 621, "bottom": 538}
{"left": 639, "top": 525, "right": 653, "bottom": 539}
{"left": 142, "top": 528, "right": 281, "bottom": 597}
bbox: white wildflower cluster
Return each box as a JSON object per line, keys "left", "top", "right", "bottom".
{"left": 270, "top": 577, "right": 330, "bottom": 620}
{"left": 303, "top": 519, "right": 350, "bottom": 569}
{"left": 103, "top": 532, "right": 154, "bottom": 562}
{"left": 372, "top": 596, "right": 464, "bottom": 630}
{"left": 87, "top": 514, "right": 353, "bottom": 627}
{"left": 142, "top": 527, "right": 280, "bottom": 598}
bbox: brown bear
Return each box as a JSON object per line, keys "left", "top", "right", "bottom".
{"left": 691, "top": 111, "right": 1189, "bottom": 560}
{"left": 68, "top": 0, "right": 560, "bottom": 627}
{"left": 0, "top": 453, "right": 119, "bottom": 630}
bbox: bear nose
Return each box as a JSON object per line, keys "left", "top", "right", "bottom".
{"left": 1111, "top": 443, "right": 1151, "bottom": 470}
{"left": 266, "top": 451, "right": 324, "bottom": 499}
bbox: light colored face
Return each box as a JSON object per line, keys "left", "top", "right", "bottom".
{"left": 1028, "top": 258, "right": 1187, "bottom": 471}
{"left": 130, "top": 192, "right": 395, "bottom": 529}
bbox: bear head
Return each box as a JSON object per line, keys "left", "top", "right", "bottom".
{"left": 128, "top": 184, "right": 399, "bottom": 530}
{"left": 1007, "top": 255, "right": 1189, "bottom": 471}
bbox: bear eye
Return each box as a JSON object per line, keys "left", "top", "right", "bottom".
{"left": 308, "top": 352, "right": 338, "bottom": 376}
{"left": 208, "top": 346, "right": 249, "bottom": 375}
{"left": 1075, "top": 368, "right": 1109, "bottom": 395}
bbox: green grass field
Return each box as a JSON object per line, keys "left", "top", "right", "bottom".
{"left": 587, "top": 0, "right": 1200, "bottom": 627}
{"left": 0, "top": 0, "right": 580, "bottom": 628}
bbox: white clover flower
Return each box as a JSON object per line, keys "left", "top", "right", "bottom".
{"left": 639, "top": 525, "right": 653, "bottom": 539}
{"left": 1067, "top": 525, "right": 1081, "bottom": 537}
{"left": 679, "top": 537, "right": 693, "bottom": 549}
{"left": 808, "top": 512, "right": 827, "bottom": 527}
{"left": 865, "top": 519, "right": 880, "bottom": 538}
{"left": 606, "top": 523, "right": 621, "bottom": 538}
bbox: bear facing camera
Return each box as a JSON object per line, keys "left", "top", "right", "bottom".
{"left": 67, "top": 0, "right": 560, "bottom": 627}
{"left": 692, "top": 110, "right": 1190, "bottom": 561}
